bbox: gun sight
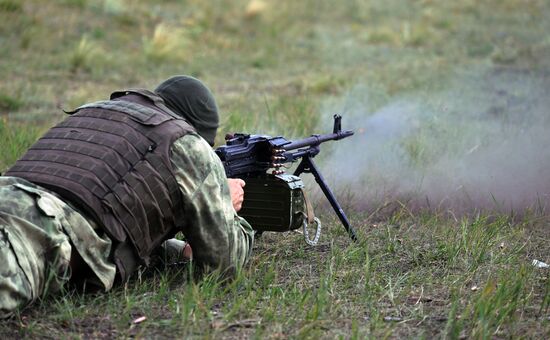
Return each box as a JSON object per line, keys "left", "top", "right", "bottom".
{"left": 333, "top": 114, "right": 342, "bottom": 133}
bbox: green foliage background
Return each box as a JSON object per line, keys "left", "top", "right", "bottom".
{"left": 2, "top": 0, "right": 549, "bottom": 156}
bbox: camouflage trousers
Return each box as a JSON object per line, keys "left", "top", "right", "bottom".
{"left": 0, "top": 177, "right": 116, "bottom": 318}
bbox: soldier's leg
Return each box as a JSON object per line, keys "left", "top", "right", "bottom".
{"left": 0, "top": 216, "right": 72, "bottom": 318}
{"left": 0, "top": 182, "right": 72, "bottom": 318}
{"left": 0, "top": 227, "right": 33, "bottom": 318}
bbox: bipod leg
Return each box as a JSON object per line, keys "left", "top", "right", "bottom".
{"left": 294, "top": 157, "right": 358, "bottom": 241}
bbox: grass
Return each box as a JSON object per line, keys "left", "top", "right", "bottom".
{"left": 0, "top": 118, "right": 44, "bottom": 172}
{"left": 1, "top": 0, "right": 549, "bottom": 338}
{"left": 1, "top": 211, "right": 547, "bottom": 338}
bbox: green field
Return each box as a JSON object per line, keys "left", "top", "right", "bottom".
{"left": 1, "top": 0, "right": 549, "bottom": 338}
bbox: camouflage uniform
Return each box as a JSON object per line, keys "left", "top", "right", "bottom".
{"left": 0, "top": 133, "right": 254, "bottom": 318}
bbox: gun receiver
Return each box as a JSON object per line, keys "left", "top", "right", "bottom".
{"left": 216, "top": 114, "right": 357, "bottom": 241}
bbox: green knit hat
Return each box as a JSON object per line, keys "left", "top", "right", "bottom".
{"left": 155, "top": 75, "right": 219, "bottom": 146}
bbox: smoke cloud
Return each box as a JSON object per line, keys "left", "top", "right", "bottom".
{"left": 315, "top": 66, "right": 550, "bottom": 215}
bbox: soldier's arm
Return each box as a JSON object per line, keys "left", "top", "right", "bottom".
{"left": 169, "top": 133, "right": 254, "bottom": 273}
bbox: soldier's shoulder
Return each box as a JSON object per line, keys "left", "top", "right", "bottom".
{"left": 171, "top": 134, "right": 219, "bottom": 171}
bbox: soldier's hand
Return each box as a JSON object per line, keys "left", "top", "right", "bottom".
{"left": 183, "top": 243, "right": 193, "bottom": 260}
{"left": 227, "top": 178, "right": 245, "bottom": 212}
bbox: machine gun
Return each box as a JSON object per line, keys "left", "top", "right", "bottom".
{"left": 215, "top": 115, "right": 357, "bottom": 244}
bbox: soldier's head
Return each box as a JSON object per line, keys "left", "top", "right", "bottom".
{"left": 155, "top": 75, "right": 219, "bottom": 146}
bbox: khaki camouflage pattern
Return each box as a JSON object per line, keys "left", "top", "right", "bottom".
{"left": 0, "top": 133, "right": 254, "bottom": 318}
{"left": 170, "top": 133, "right": 254, "bottom": 272}
{"left": 0, "top": 176, "right": 115, "bottom": 318}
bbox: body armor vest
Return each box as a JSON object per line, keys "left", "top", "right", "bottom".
{"left": 5, "top": 90, "right": 195, "bottom": 281}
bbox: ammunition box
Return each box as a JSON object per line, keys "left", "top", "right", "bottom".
{"left": 239, "top": 174, "right": 306, "bottom": 232}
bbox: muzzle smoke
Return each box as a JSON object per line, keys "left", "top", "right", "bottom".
{"left": 316, "top": 66, "right": 550, "bottom": 215}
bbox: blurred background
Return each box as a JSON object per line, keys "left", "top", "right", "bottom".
{"left": 1, "top": 0, "right": 549, "bottom": 214}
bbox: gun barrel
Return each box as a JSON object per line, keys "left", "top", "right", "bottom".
{"left": 282, "top": 130, "right": 354, "bottom": 151}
